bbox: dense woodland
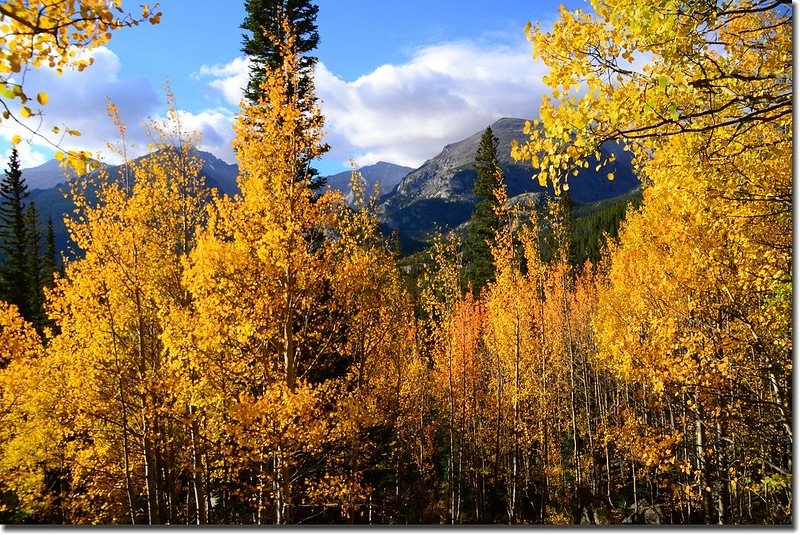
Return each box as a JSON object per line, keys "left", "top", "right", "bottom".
{"left": 0, "top": 0, "right": 791, "bottom": 525}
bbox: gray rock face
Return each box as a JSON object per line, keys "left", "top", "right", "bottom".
{"left": 21, "top": 159, "right": 76, "bottom": 191}
{"left": 391, "top": 117, "right": 527, "bottom": 204}
{"left": 380, "top": 117, "right": 640, "bottom": 241}
{"left": 324, "top": 161, "right": 413, "bottom": 204}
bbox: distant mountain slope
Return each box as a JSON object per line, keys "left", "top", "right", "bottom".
{"left": 25, "top": 150, "right": 240, "bottom": 257}
{"left": 324, "top": 161, "right": 413, "bottom": 203}
{"left": 18, "top": 120, "right": 640, "bottom": 258}
{"left": 381, "top": 117, "right": 640, "bottom": 241}
{"left": 24, "top": 150, "right": 239, "bottom": 196}
{"left": 23, "top": 159, "right": 76, "bottom": 190}
{"left": 21, "top": 152, "right": 410, "bottom": 257}
{"left": 196, "top": 151, "right": 238, "bottom": 195}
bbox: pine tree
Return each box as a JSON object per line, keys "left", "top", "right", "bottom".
{"left": 24, "top": 202, "right": 45, "bottom": 331}
{"left": 241, "top": 0, "right": 319, "bottom": 105}
{"left": 44, "top": 217, "right": 60, "bottom": 286}
{"left": 464, "top": 127, "right": 503, "bottom": 295}
{"left": 551, "top": 189, "right": 576, "bottom": 266}
{"left": 240, "top": 0, "right": 328, "bottom": 190}
{"left": 0, "top": 148, "right": 31, "bottom": 318}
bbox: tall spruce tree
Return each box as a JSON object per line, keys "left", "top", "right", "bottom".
{"left": 554, "top": 188, "right": 576, "bottom": 265}
{"left": 464, "top": 127, "right": 504, "bottom": 295}
{"left": 240, "top": 0, "right": 327, "bottom": 190}
{"left": 24, "top": 202, "right": 45, "bottom": 331}
{"left": 241, "top": 0, "right": 319, "bottom": 105}
{"left": 0, "top": 148, "right": 31, "bottom": 317}
{"left": 44, "top": 217, "right": 60, "bottom": 286}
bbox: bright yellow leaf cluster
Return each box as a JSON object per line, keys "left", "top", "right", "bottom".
{"left": 0, "top": 1, "right": 160, "bottom": 148}
{"left": 514, "top": 0, "right": 791, "bottom": 195}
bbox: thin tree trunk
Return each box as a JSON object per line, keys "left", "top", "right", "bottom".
{"left": 539, "top": 298, "right": 548, "bottom": 525}
{"left": 189, "top": 405, "right": 207, "bottom": 524}
{"left": 632, "top": 462, "right": 638, "bottom": 517}
{"left": 493, "top": 354, "right": 502, "bottom": 523}
{"left": 142, "top": 412, "right": 159, "bottom": 524}
{"left": 716, "top": 420, "right": 729, "bottom": 525}
{"left": 510, "top": 312, "right": 520, "bottom": 523}
{"left": 119, "top": 394, "right": 136, "bottom": 525}
{"left": 581, "top": 352, "right": 594, "bottom": 495}
{"left": 695, "top": 393, "right": 712, "bottom": 524}
{"left": 447, "top": 336, "right": 455, "bottom": 524}
{"left": 106, "top": 300, "right": 137, "bottom": 525}
{"left": 274, "top": 449, "right": 284, "bottom": 524}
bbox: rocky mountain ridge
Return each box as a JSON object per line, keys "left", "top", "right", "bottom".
{"left": 380, "top": 117, "right": 640, "bottom": 241}
{"left": 18, "top": 117, "right": 640, "bottom": 255}
{"left": 323, "top": 161, "right": 413, "bottom": 204}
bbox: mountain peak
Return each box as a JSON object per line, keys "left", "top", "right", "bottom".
{"left": 381, "top": 117, "right": 640, "bottom": 241}
{"left": 22, "top": 159, "right": 76, "bottom": 191}
{"left": 491, "top": 117, "right": 526, "bottom": 127}
{"left": 324, "top": 161, "right": 413, "bottom": 202}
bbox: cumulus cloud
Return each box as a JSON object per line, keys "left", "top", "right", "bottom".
{"left": 196, "top": 57, "right": 251, "bottom": 108}
{"left": 318, "top": 40, "right": 547, "bottom": 168}
{"left": 172, "top": 108, "right": 236, "bottom": 163}
{"left": 0, "top": 47, "right": 161, "bottom": 166}
{"left": 0, "top": 47, "right": 237, "bottom": 169}
{"left": 4, "top": 37, "right": 549, "bottom": 174}
{"left": 2, "top": 143, "right": 49, "bottom": 169}
{"left": 199, "top": 39, "right": 547, "bottom": 171}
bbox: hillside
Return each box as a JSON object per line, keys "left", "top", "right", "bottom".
{"left": 324, "top": 161, "right": 413, "bottom": 204}
{"left": 380, "top": 117, "right": 640, "bottom": 242}
{"left": 26, "top": 150, "right": 238, "bottom": 256}
{"left": 20, "top": 121, "right": 639, "bottom": 257}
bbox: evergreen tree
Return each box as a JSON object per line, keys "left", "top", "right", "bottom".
{"left": 464, "top": 127, "right": 503, "bottom": 295}
{"left": 24, "top": 202, "right": 45, "bottom": 331}
{"left": 240, "top": 0, "right": 328, "bottom": 190}
{"left": 0, "top": 148, "right": 30, "bottom": 317}
{"left": 44, "top": 217, "right": 60, "bottom": 286}
{"left": 555, "top": 188, "right": 576, "bottom": 265}
{"left": 241, "top": 0, "right": 319, "bottom": 105}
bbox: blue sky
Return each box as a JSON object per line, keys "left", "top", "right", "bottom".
{"left": 1, "top": 0, "right": 580, "bottom": 174}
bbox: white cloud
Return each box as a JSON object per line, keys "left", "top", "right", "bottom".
{"left": 2, "top": 142, "right": 49, "bottom": 169}
{"left": 199, "top": 39, "right": 548, "bottom": 171}
{"left": 172, "top": 108, "right": 236, "bottom": 163}
{"left": 0, "top": 47, "right": 238, "bottom": 169}
{"left": 317, "top": 41, "right": 546, "bottom": 168}
{"left": 196, "top": 57, "right": 251, "bottom": 107}
{"left": 0, "top": 47, "right": 162, "bottom": 164}
{"left": 2, "top": 36, "right": 550, "bottom": 176}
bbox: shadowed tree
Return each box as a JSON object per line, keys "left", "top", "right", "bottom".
{"left": 24, "top": 202, "right": 45, "bottom": 332}
{"left": 0, "top": 148, "right": 30, "bottom": 318}
{"left": 44, "top": 217, "right": 60, "bottom": 286}
{"left": 464, "top": 127, "right": 504, "bottom": 295}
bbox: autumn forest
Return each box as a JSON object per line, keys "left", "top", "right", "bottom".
{"left": 0, "top": 0, "right": 792, "bottom": 525}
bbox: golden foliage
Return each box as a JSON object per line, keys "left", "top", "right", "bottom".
{"left": 0, "top": 1, "right": 161, "bottom": 170}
